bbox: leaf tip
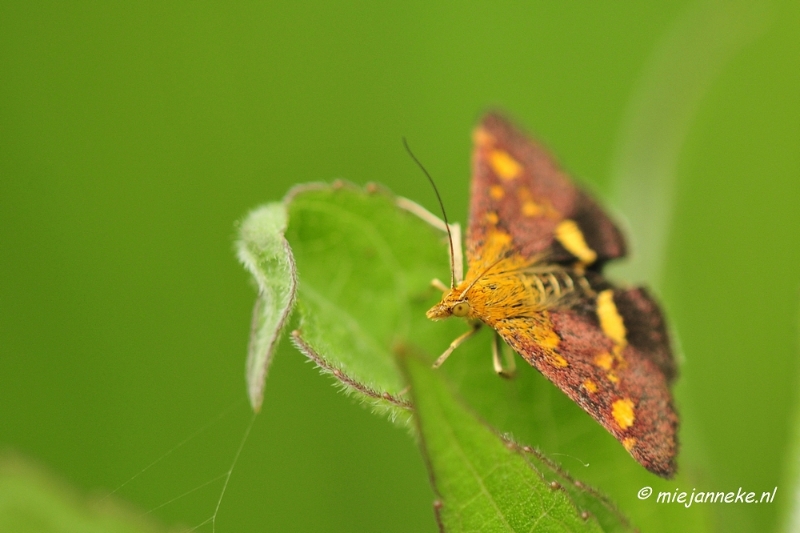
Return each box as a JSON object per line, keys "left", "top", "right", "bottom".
{"left": 238, "top": 201, "right": 297, "bottom": 416}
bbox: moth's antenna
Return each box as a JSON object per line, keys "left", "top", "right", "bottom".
{"left": 403, "top": 137, "right": 456, "bottom": 288}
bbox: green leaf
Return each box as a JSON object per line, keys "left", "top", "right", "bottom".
{"left": 402, "top": 353, "right": 629, "bottom": 533}
{"left": 284, "top": 183, "right": 448, "bottom": 422}
{"left": 237, "top": 202, "right": 297, "bottom": 412}
{"left": 0, "top": 454, "right": 175, "bottom": 533}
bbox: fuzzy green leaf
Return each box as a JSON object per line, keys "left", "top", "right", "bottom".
{"left": 283, "top": 183, "right": 450, "bottom": 422}
{"left": 237, "top": 202, "right": 297, "bottom": 412}
{"left": 403, "top": 354, "right": 632, "bottom": 533}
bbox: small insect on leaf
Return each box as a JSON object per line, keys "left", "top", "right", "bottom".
{"left": 427, "top": 113, "right": 679, "bottom": 478}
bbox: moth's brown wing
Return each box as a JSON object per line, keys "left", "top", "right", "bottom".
{"left": 489, "top": 286, "right": 678, "bottom": 478}
{"left": 469, "top": 113, "right": 626, "bottom": 267}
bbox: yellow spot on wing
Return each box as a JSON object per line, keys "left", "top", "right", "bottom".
{"left": 519, "top": 188, "right": 559, "bottom": 219}
{"left": 485, "top": 211, "right": 499, "bottom": 225}
{"left": 555, "top": 219, "right": 597, "bottom": 264}
{"left": 490, "top": 185, "right": 505, "bottom": 200}
{"left": 594, "top": 352, "right": 613, "bottom": 370}
{"left": 597, "top": 290, "right": 627, "bottom": 346}
{"left": 623, "top": 437, "right": 636, "bottom": 451}
{"left": 522, "top": 201, "right": 541, "bottom": 217}
{"left": 489, "top": 149, "right": 522, "bottom": 180}
{"left": 612, "top": 398, "right": 635, "bottom": 429}
{"left": 535, "top": 318, "right": 561, "bottom": 350}
{"left": 583, "top": 379, "right": 598, "bottom": 393}
{"left": 550, "top": 353, "right": 569, "bottom": 368}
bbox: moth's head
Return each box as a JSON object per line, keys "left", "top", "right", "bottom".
{"left": 426, "top": 289, "right": 471, "bottom": 320}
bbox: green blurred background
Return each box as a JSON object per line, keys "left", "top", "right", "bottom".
{"left": 1, "top": 2, "right": 799, "bottom": 532}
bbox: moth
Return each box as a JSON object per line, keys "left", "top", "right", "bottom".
{"left": 425, "top": 113, "right": 678, "bottom": 478}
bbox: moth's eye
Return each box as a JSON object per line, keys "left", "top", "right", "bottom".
{"left": 452, "top": 301, "right": 470, "bottom": 317}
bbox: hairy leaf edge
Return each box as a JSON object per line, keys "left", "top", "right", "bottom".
{"left": 237, "top": 203, "right": 298, "bottom": 412}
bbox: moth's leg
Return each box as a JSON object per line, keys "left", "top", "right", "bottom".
{"left": 430, "top": 278, "right": 449, "bottom": 293}
{"left": 450, "top": 223, "right": 463, "bottom": 284}
{"left": 492, "top": 332, "right": 516, "bottom": 379}
{"left": 395, "top": 197, "right": 464, "bottom": 285}
{"left": 396, "top": 196, "right": 449, "bottom": 231}
{"left": 432, "top": 321, "right": 481, "bottom": 369}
